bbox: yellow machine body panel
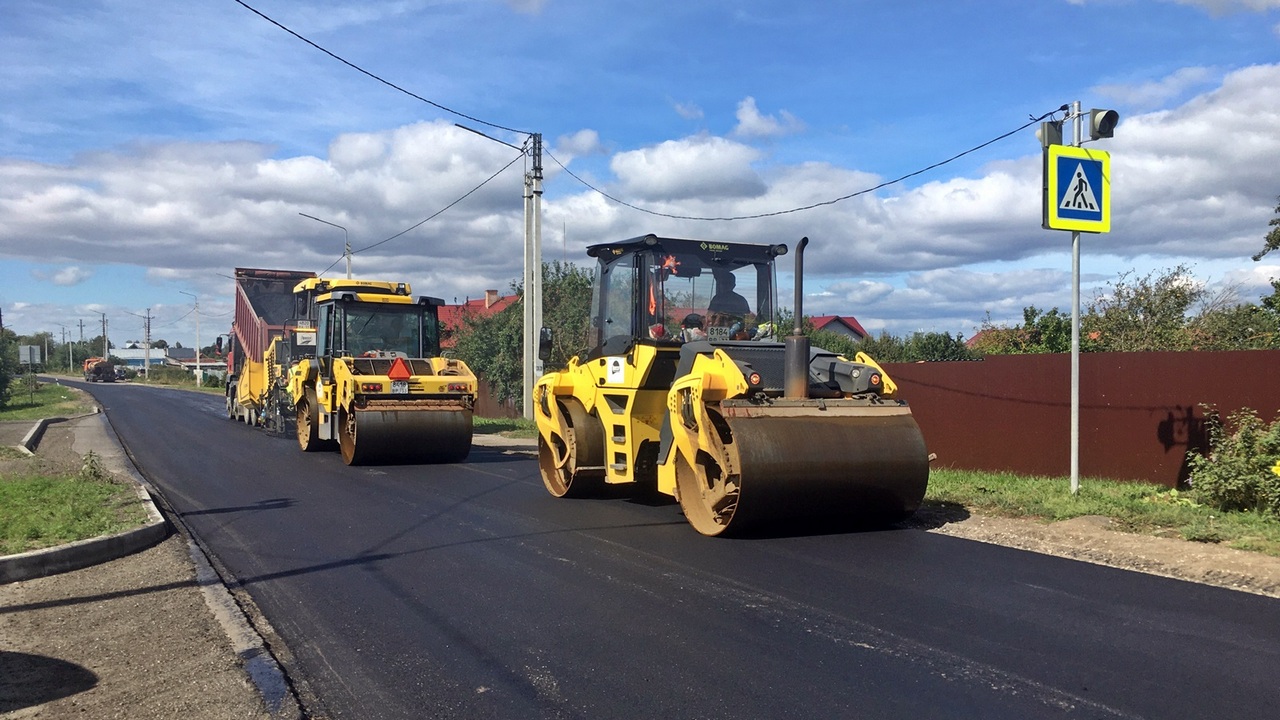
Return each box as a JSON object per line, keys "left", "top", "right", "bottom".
{"left": 536, "top": 344, "right": 675, "bottom": 487}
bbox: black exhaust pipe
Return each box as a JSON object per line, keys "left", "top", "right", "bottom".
{"left": 784, "top": 237, "right": 810, "bottom": 399}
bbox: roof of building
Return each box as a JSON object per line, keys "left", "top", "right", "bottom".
{"left": 810, "top": 315, "right": 869, "bottom": 339}
{"left": 438, "top": 291, "right": 520, "bottom": 347}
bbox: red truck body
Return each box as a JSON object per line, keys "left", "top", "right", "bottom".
{"left": 227, "top": 267, "right": 317, "bottom": 373}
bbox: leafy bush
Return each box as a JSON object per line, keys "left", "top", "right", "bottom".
{"left": 145, "top": 364, "right": 196, "bottom": 384}
{"left": 1187, "top": 407, "right": 1280, "bottom": 514}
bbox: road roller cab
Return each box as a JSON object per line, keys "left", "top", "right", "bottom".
{"left": 533, "top": 234, "right": 929, "bottom": 536}
{"left": 288, "top": 277, "right": 477, "bottom": 465}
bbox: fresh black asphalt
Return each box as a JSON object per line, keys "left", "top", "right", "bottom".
{"left": 83, "top": 382, "right": 1280, "bottom": 719}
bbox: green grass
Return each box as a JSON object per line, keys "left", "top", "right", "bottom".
{"left": 0, "top": 469, "right": 148, "bottom": 555}
{"left": 0, "top": 378, "right": 95, "bottom": 421}
{"left": 474, "top": 415, "right": 538, "bottom": 438}
{"left": 927, "top": 468, "right": 1280, "bottom": 557}
{"left": 1, "top": 378, "right": 148, "bottom": 554}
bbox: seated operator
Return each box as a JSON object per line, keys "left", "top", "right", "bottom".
{"left": 707, "top": 269, "right": 755, "bottom": 339}
{"left": 708, "top": 268, "right": 750, "bottom": 317}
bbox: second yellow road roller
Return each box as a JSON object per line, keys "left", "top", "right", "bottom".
{"left": 226, "top": 268, "right": 476, "bottom": 465}
{"left": 533, "top": 234, "right": 929, "bottom": 536}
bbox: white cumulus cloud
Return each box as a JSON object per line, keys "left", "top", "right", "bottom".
{"left": 732, "top": 97, "right": 805, "bottom": 139}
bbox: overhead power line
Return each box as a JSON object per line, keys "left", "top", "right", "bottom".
{"left": 545, "top": 106, "right": 1068, "bottom": 222}
{"left": 231, "top": 0, "right": 529, "bottom": 137}
{"left": 234, "top": 0, "right": 1070, "bottom": 228}
{"left": 315, "top": 149, "right": 528, "bottom": 276}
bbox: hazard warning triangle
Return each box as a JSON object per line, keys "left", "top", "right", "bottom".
{"left": 1060, "top": 163, "right": 1099, "bottom": 212}
{"left": 387, "top": 357, "right": 412, "bottom": 380}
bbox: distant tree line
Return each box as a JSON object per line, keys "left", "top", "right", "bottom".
{"left": 971, "top": 266, "right": 1280, "bottom": 355}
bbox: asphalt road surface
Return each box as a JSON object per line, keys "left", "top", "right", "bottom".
{"left": 83, "top": 381, "right": 1280, "bottom": 719}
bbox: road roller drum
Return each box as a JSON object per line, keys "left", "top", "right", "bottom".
{"left": 670, "top": 400, "right": 928, "bottom": 536}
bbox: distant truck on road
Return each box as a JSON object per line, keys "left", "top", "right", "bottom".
{"left": 82, "top": 357, "right": 115, "bottom": 383}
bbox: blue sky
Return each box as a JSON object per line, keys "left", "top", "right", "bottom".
{"left": 2, "top": 0, "right": 1279, "bottom": 350}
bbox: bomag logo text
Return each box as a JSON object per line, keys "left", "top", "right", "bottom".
{"left": 701, "top": 242, "right": 730, "bottom": 252}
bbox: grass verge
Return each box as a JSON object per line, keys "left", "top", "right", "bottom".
{"left": 927, "top": 467, "right": 1280, "bottom": 557}
{"left": 474, "top": 415, "right": 538, "bottom": 438}
{"left": 0, "top": 465, "right": 149, "bottom": 555}
{"left": 0, "top": 377, "right": 95, "bottom": 421}
{"left": 1, "top": 379, "right": 148, "bottom": 555}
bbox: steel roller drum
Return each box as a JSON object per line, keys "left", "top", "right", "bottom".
{"left": 678, "top": 401, "right": 929, "bottom": 535}
{"left": 342, "top": 406, "right": 473, "bottom": 465}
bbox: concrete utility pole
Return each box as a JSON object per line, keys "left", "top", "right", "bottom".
{"left": 453, "top": 124, "right": 544, "bottom": 417}
{"left": 523, "top": 133, "right": 543, "bottom": 420}
{"left": 98, "top": 313, "right": 109, "bottom": 359}
{"left": 180, "top": 291, "right": 201, "bottom": 385}
{"left": 144, "top": 308, "right": 152, "bottom": 376}
{"left": 58, "top": 325, "right": 70, "bottom": 370}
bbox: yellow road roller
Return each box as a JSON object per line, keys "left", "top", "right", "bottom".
{"left": 286, "top": 276, "right": 477, "bottom": 465}
{"left": 533, "top": 235, "right": 929, "bottom": 536}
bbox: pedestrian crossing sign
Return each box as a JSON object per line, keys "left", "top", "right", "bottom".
{"left": 1044, "top": 145, "right": 1110, "bottom": 233}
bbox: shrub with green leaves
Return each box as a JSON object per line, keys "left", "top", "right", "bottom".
{"left": 1187, "top": 407, "right": 1280, "bottom": 514}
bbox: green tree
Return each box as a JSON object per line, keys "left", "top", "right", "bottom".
{"left": 453, "top": 293, "right": 523, "bottom": 406}
{"left": 1189, "top": 298, "right": 1280, "bottom": 350}
{"left": 451, "top": 261, "right": 596, "bottom": 411}
{"left": 971, "top": 307, "right": 1076, "bottom": 355}
{"left": 1082, "top": 265, "right": 1203, "bottom": 352}
{"left": 1021, "top": 307, "right": 1073, "bottom": 353}
{"left": 967, "top": 315, "right": 1028, "bottom": 355}
{"left": 903, "top": 331, "right": 977, "bottom": 361}
{"left": 850, "top": 331, "right": 908, "bottom": 363}
{"left": 1253, "top": 195, "right": 1280, "bottom": 261}
{"left": 0, "top": 327, "right": 18, "bottom": 408}
{"left": 1262, "top": 279, "right": 1280, "bottom": 316}
{"left": 808, "top": 328, "right": 862, "bottom": 359}
{"left": 540, "top": 261, "right": 594, "bottom": 368}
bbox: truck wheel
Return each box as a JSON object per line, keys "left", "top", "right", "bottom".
{"left": 226, "top": 382, "right": 238, "bottom": 420}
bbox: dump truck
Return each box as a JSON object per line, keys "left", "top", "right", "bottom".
{"left": 226, "top": 267, "right": 318, "bottom": 430}
{"left": 533, "top": 234, "right": 929, "bottom": 536}
{"left": 82, "top": 357, "right": 115, "bottom": 383}
{"left": 225, "top": 268, "right": 477, "bottom": 464}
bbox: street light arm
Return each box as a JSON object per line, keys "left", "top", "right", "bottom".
{"left": 299, "top": 212, "right": 352, "bottom": 278}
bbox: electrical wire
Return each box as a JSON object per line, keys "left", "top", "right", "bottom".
{"left": 233, "top": 1, "right": 1069, "bottom": 230}
{"left": 545, "top": 106, "right": 1068, "bottom": 222}
{"left": 230, "top": 0, "right": 529, "bottom": 137}
{"left": 315, "top": 150, "right": 527, "bottom": 276}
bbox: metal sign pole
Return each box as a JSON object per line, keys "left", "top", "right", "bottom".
{"left": 1069, "top": 100, "right": 1082, "bottom": 495}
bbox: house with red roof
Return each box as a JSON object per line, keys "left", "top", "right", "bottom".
{"left": 438, "top": 289, "right": 519, "bottom": 347}
{"left": 810, "top": 315, "right": 869, "bottom": 342}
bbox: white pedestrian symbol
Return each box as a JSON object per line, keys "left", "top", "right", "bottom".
{"left": 1061, "top": 163, "right": 1098, "bottom": 212}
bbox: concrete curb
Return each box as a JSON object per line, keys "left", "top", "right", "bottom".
{"left": 0, "top": 412, "right": 171, "bottom": 585}
{"left": 472, "top": 433, "right": 537, "bottom": 454}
